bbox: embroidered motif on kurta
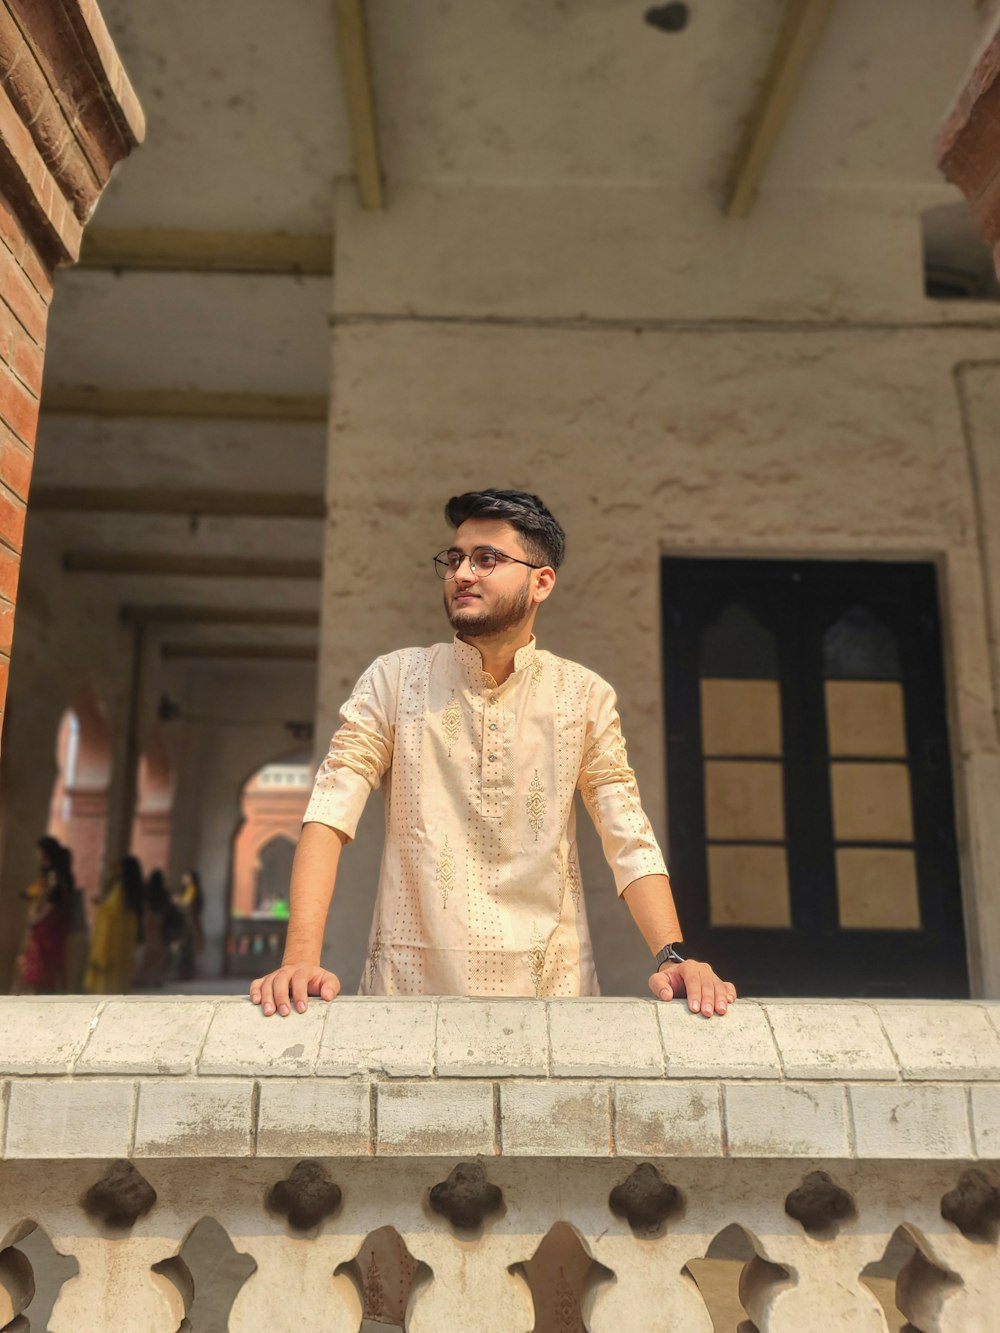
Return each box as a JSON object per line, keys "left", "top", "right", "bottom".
{"left": 441, "top": 695, "right": 461, "bottom": 756}
{"left": 527, "top": 924, "right": 547, "bottom": 998}
{"left": 526, "top": 770, "right": 546, "bottom": 841}
{"left": 436, "top": 837, "right": 455, "bottom": 909}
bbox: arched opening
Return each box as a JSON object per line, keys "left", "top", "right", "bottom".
{"left": 255, "top": 835, "right": 296, "bottom": 911}
{"left": 47, "top": 689, "right": 112, "bottom": 902}
{"left": 226, "top": 754, "right": 311, "bottom": 977}
{"left": 130, "top": 727, "right": 175, "bottom": 875}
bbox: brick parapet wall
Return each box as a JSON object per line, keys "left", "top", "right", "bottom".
{"left": 1, "top": 996, "right": 998, "bottom": 1162}
{"left": 0, "top": 0, "right": 142, "bottom": 736}
{"left": 937, "top": 25, "right": 1000, "bottom": 278}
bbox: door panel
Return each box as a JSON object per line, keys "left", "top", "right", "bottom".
{"left": 662, "top": 558, "right": 968, "bottom": 998}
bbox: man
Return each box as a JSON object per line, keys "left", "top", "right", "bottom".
{"left": 251, "top": 489, "right": 735, "bottom": 1016}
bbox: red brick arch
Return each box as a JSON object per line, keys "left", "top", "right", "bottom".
{"left": 47, "top": 687, "right": 112, "bottom": 897}
{"left": 229, "top": 758, "right": 312, "bottom": 918}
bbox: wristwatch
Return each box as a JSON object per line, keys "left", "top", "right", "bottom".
{"left": 654, "top": 942, "right": 686, "bottom": 972}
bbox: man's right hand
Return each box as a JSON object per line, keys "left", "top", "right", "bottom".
{"left": 249, "top": 963, "right": 341, "bottom": 1016}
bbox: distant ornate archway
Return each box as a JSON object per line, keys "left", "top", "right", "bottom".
{"left": 47, "top": 689, "right": 112, "bottom": 898}
{"left": 227, "top": 757, "right": 311, "bottom": 977}
{"left": 230, "top": 757, "right": 311, "bottom": 918}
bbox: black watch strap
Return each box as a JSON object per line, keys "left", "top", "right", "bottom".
{"left": 654, "top": 942, "right": 686, "bottom": 971}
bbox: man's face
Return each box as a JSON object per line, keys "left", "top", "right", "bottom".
{"left": 443, "top": 518, "right": 536, "bottom": 638}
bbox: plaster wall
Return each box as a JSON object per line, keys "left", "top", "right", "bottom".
{"left": 318, "top": 295, "right": 1000, "bottom": 996}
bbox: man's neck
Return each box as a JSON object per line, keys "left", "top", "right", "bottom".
{"left": 459, "top": 625, "right": 534, "bottom": 684}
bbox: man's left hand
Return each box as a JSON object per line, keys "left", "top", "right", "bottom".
{"left": 648, "top": 959, "right": 736, "bottom": 1017}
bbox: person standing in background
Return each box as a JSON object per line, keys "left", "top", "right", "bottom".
{"left": 171, "top": 869, "right": 205, "bottom": 980}
{"left": 15, "top": 837, "right": 72, "bottom": 994}
{"left": 85, "top": 855, "right": 144, "bottom": 995}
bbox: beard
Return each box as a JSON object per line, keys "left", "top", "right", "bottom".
{"left": 445, "top": 577, "right": 533, "bottom": 639}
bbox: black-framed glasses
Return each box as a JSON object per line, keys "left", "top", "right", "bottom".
{"left": 433, "top": 546, "right": 544, "bottom": 580}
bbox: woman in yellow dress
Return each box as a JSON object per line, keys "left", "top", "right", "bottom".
{"left": 84, "top": 855, "right": 144, "bottom": 995}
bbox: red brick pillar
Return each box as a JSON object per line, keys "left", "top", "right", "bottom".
{"left": 0, "top": 1, "right": 143, "bottom": 735}
{"left": 937, "top": 28, "right": 1000, "bottom": 277}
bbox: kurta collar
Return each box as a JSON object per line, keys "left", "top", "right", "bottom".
{"left": 452, "top": 634, "right": 538, "bottom": 682}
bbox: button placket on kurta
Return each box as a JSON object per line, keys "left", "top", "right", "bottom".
{"left": 481, "top": 680, "right": 504, "bottom": 821}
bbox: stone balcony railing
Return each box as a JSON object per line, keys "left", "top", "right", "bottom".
{"left": 0, "top": 996, "right": 998, "bottom": 1330}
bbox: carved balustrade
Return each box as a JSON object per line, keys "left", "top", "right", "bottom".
{"left": 0, "top": 995, "right": 997, "bottom": 1331}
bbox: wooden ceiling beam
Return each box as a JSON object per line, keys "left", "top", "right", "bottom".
{"left": 32, "top": 487, "right": 326, "bottom": 518}
{"left": 333, "top": 0, "right": 385, "bottom": 210}
{"left": 78, "top": 228, "right": 334, "bottom": 275}
{"left": 122, "top": 605, "right": 320, "bottom": 627}
{"left": 41, "top": 387, "right": 328, "bottom": 422}
{"left": 63, "top": 552, "right": 322, "bottom": 579}
{"left": 161, "top": 643, "right": 318, "bottom": 661}
{"left": 724, "top": 0, "right": 838, "bottom": 219}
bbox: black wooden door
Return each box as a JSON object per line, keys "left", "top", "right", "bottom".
{"left": 662, "top": 557, "right": 967, "bottom": 998}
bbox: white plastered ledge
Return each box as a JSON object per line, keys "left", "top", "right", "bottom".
{"left": 0, "top": 996, "right": 996, "bottom": 1162}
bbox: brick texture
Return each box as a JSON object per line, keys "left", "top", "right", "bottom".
{"left": 0, "top": 421, "right": 34, "bottom": 502}
{"left": 0, "top": 484, "right": 27, "bottom": 555}
{"left": 937, "top": 28, "right": 1000, "bottom": 277}
{"left": 0, "top": 544, "right": 21, "bottom": 603}
{"left": 0, "top": 359, "right": 41, "bottom": 449}
{"left": 0, "top": 598, "right": 14, "bottom": 655}
{"left": 0, "top": 190, "right": 52, "bottom": 301}
{"left": 0, "top": 4, "right": 141, "bottom": 737}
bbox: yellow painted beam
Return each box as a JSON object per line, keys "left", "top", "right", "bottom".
{"left": 333, "top": 0, "right": 385, "bottom": 210}
{"left": 41, "top": 387, "right": 328, "bottom": 422}
{"left": 724, "top": 0, "right": 838, "bottom": 218}
{"left": 78, "top": 228, "right": 334, "bottom": 274}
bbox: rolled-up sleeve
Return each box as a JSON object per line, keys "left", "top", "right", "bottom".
{"left": 303, "top": 656, "right": 397, "bottom": 840}
{"left": 578, "top": 679, "right": 668, "bottom": 894}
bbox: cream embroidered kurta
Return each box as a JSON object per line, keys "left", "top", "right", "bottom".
{"left": 303, "top": 636, "right": 667, "bottom": 996}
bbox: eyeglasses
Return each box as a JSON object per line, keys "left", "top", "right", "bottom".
{"left": 433, "top": 546, "right": 544, "bottom": 579}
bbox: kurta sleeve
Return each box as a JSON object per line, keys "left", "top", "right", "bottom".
{"left": 302, "top": 656, "right": 398, "bottom": 839}
{"left": 578, "top": 677, "right": 668, "bottom": 894}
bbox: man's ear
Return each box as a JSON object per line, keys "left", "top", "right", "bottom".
{"left": 532, "top": 568, "right": 556, "bottom": 604}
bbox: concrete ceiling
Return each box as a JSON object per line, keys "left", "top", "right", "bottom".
{"left": 93, "top": 0, "right": 349, "bottom": 231}
{"left": 368, "top": 0, "right": 986, "bottom": 192}
{"left": 24, "top": 0, "right": 996, "bottom": 674}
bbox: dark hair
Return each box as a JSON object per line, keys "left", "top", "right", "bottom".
{"left": 39, "top": 837, "right": 74, "bottom": 909}
{"left": 37, "top": 836, "right": 62, "bottom": 871}
{"left": 444, "top": 489, "right": 566, "bottom": 570}
{"left": 146, "top": 869, "right": 171, "bottom": 915}
{"left": 120, "top": 855, "right": 145, "bottom": 920}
